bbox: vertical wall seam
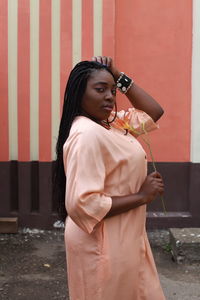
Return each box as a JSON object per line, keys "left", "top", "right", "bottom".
{"left": 51, "top": 0, "right": 60, "bottom": 160}
{"left": 0, "top": 0, "right": 9, "bottom": 161}
{"left": 8, "top": 0, "right": 18, "bottom": 160}
{"left": 72, "top": 0, "right": 82, "bottom": 66}
{"left": 191, "top": 0, "right": 200, "bottom": 162}
{"left": 93, "top": 0, "right": 102, "bottom": 56}
{"left": 30, "top": 0, "right": 39, "bottom": 160}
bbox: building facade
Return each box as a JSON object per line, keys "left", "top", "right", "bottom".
{"left": 0, "top": 0, "right": 200, "bottom": 228}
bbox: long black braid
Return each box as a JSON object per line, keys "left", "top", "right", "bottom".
{"left": 53, "top": 61, "right": 115, "bottom": 222}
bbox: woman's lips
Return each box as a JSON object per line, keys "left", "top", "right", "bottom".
{"left": 102, "top": 105, "right": 113, "bottom": 111}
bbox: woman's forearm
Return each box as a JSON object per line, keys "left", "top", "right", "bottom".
{"left": 105, "top": 193, "right": 145, "bottom": 218}
{"left": 105, "top": 171, "right": 164, "bottom": 219}
{"left": 126, "top": 83, "right": 164, "bottom": 122}
{"left": 112, "top": 69, "right": 164, "bottom": 122}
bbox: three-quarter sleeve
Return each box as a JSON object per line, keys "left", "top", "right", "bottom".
{"left": 63, "top": 131, "right": 112, "bottom": 234}
{"left": 111, "top": 108, "right": 158, "bottom": 136}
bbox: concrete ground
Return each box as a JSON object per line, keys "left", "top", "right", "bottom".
{"left": 0, "top": 229, "right": 199, "bottom": 300}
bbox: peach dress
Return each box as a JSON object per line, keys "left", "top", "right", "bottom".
{"left": 63, "top": 108, "right": 165, "bottom": 300}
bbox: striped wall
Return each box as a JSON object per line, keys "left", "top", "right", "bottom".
{"left": 1, "top": 0, "right": 200, "bottom": 229}
{"left": 0, "top": 0, "right": 198, "bottom": 163}
{"left": 0, "top": 0, "right": 115, "bottom": 162}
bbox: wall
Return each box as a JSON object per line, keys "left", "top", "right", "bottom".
{"left": 0, "top": 0, "right": 199, "bottom": 229}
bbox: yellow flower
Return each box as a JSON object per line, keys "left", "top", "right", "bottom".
{"left": 112, "top": 113, "right": 140, "bottom": 135}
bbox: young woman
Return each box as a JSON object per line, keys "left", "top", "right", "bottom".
{"left": 54, "top": 56, "right": 165, "bottom": 299}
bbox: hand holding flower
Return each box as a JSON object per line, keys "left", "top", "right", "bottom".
{"left": 112, "top": 114, "right": 167, "bottom": 213}
{"left": 138, "top": 171, "right": 164, "bottom": 205}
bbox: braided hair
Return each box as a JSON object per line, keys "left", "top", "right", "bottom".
{"left": 53, "top": 61, "right": 114, "bottom": 222}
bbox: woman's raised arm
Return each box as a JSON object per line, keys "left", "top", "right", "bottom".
{"left": 92, "top": 56, "right": 164, "bottom": 122}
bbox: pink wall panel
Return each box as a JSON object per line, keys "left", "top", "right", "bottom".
{"left": 115, "top": 0, "right": 192, "bottom": 162}
{"left": 102, "top": 0, "right": 115, "bottom": 58}
{"left": 60, "top": 0, "right": 72, "bottom": 111}
{"left": 39, "top": 0, "right": 52, "bottom": 161}
{"left": 82, "top": 0, "right": 93, "bottom": 61}
{"left": 18, "top": 0, "right": 30, "bottom": 161}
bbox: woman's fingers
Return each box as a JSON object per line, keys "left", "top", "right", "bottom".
{"left": 150, "top": 171, "right": 162, "bottom": 178}
{"left": 92, "top": 56, "right": 104, "bottom": 64}
{"left": 106, "top": 57, "right": 112, "bottom": 68}
{"left": 102, "top": 56, "right": 107, "bottom": 65}
{"left": 153, "top": 178, "right": 164, "bottom": 189}
{"left": 155, "top": 180, "right": 164, "bottom": 195}
{"left": 146, "top": 172, "right": 164, "bottom": 195}
{"left": 91, "top": 56, "right": 112, "bottom": 67}
{"left": 91, "top": 56, "right": 119, "bottom": 79}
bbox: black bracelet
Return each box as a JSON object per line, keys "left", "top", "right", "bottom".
{"left": 116, "top": 72, "right": 133, "bottom": 94}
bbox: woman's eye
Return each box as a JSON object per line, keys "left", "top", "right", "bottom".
{"left": 95, "top": 88, "right": 105, "bottom": 93}
{"left": 112, "top": 89, "right": 117, "bottom": 95}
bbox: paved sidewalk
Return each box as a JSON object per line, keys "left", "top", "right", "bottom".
{"left": 0, "top": 229, "right": 199, "bottom": 300}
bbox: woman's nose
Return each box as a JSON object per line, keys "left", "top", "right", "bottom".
{"left": 105, "top": 91, "right": 114, "bottom": 101}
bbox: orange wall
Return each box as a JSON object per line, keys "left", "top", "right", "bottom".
{"left": 0, "top": 0, "right": 192, "bottom": 163}
{"left": 115, "top": 0, "right": 192, "bottom": 162}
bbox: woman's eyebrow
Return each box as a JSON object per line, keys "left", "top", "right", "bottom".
{"left": 93, "top": 81, "right": 116, "bottom": 86}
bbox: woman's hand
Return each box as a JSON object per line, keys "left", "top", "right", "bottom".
{"left": 91, "top": 56, "right": 120, "bottom": 80}
{"left": 105, "top": 171, "right": 164, "bottom": 218}
{"left": 138, "top": 171, "right": 164, "bottom": 204}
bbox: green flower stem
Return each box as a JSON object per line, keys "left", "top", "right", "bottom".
{"left": 140, "top": 123, "right": 167, "bottom": 215}
{"left": 115, "top": 118, "right": 167, "bottom": 214}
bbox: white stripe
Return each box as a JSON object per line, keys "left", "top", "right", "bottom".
{"left": 30, "top": 0, "right": 39, "bottom": 160}
{"left": 51, "top": 0, "right": 60, "bottom": 160}
{"left": 72, "top": 0, "right": 82, "bottom": 66}
{"left": 93, "top": 0, "right": 102, "bottom": 56}
{"left": 8, "top": 0, "right": 18, "bottom": 160}
{"left": 191, "top": 0, "right": 200, "bottom": 162}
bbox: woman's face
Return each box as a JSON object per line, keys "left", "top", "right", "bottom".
{"left": 81, "top": 69, "right": 116, "bottom": 122}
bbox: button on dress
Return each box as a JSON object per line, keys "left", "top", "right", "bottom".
{"left": 63, "top": 108, "right": 165, "bottom": 300}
